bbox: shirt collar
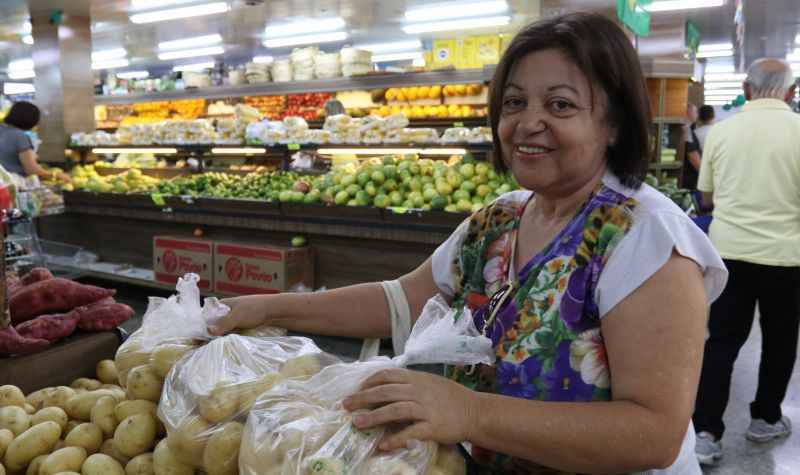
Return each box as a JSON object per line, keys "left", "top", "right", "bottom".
{"left": 742, "top": 98, "right": 791, "bottom": 112}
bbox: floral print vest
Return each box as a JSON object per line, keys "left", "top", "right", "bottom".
{"left": 447, "top": 184, "right": 639, "bottom": 474}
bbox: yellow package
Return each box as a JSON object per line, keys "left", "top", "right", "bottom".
{"left": 455, "top": 37, "right": 478, "bottom": 69}
{"left": 475, "top": 35, "right": 501, "bottom": 66}
{"left": 432, "top": 39, "right": 456, "bottom": 69}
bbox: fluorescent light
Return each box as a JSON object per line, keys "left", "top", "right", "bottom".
{"left": 704, "top": 89, "right": 743, "bottom": 96}
{"left": 131, "top": 0, "right": 202, "bottom": 9}
{"left": 3, "top": 82, "right": 34, "bottom": 95}
{"left": 263, "top": 31, "right": 348, "bottom": 49}
{"left": 252, "top": 55, "right": 274, "bottom": 64}
{"left": 92, "top": 58, "right": 130, "bottom": 70}
{"left": 9, "top": 58, "right": 33, "bottom": 71}
{"left": 116, "top": 70, "right": 149, "bottom": 79}
{"left": 372, "top": 51, "right": 424, "bottom": 63}
{"left": 645, "top": 0, "right": 724, "bottom": 12}
{"left": 703, "top": 101, "right": 729, "bottom": 105}
{"left": 796, "top": 34, "right": 800, "bottom": 45}
{"left": 172, "top": 61, "right": 215, "bottom": 72}
{"left": 130, "top": 2, "right": 229, "bottom": 24}
{"left": 697, "top": 50, "right": 733, "bottom": 58}
{"left": 704, "top": 81, "right": 744, "bottom": 89}
{"left": 316, "top": 148, "right": 467, "bottom": 155}
{"left": 92, "top": 48, "right": 127, "bottom": 61}
{"left": 355, "top": 40, "right": 422, "bottom": 53}
{"left": 698, "top": 43, "right": 733, "bottom": 52}
{"left": 210, "top": 148, "right": 266, "bottom": 154}
{"left": 91, "top": 148, "right": 178, "bottom": 154}
{"left": 405, "top": 0, "right": 507, "bottom": 22}
{"left": 265, "top": 17, "right": 345, "bottom": 38}
{"left": 704, "top": 64, "right": 734, "bottom": 73}
{"left": 8, "top": 70, "right": 35, "bottom": 80}
{"left": 158, "top": 46, "right": 224, "bottom": 60}
{"left": 158, "top": 34, "right": 222, "bottom": 51}
{"left": 704, "top": 73, "right": 746, "bottom": 81}
{"left": 22, "top": 21, "right": 31, "bottom": 34}
{"left": 22, "top": 35, "right": 33, "bottom": 45}
{"left": 421, "top": 148, "right": 469, "bottom": 155}
{"left": 403, "top": 15, "right": 510, "bottom": 34}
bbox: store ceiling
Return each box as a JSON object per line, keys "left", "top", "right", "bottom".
{"left": 0, "top": 0, "right": 798, "bottom": 78}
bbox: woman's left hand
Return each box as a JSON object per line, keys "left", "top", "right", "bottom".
{"left": 343, "top": 368, "right": 478, "bottom": 451}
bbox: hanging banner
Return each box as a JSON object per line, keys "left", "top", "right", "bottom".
{"left": 685, "top": 20, "right": 701, "bottom": 55}
{"left": 617, "top": 0, "right": 652, "bottom": 37}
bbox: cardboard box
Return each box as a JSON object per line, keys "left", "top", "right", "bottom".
{"left": 214, "top": 242, "right": 314, "bottom": 296}
{"left": 153, "top": 236, "right": 214, "bottom": 291}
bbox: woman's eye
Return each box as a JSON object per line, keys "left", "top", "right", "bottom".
{"left": 502, "top": 97, "right": 525, "bottom": 109}
{"left": 549, "top": 99, "right": 576, "bottom": 114}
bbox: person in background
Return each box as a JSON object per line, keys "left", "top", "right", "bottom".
{"left": 682, "top": 104, "right": 701, "bottom": 190}
{"left": 324, "top": 98, "right": 346, "bottom": 117}
{"left": 694, "top": 58, "right": 800, "bottom": 465}
{"left": 0, "top": 101, "right": 70, "bottom": 182}
{"left": 694, "top": 105, "right": 716, "bottom": 150}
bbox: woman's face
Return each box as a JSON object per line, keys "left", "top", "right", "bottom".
{"left": 497, "top": 49, "right": 615, "bottom": 196}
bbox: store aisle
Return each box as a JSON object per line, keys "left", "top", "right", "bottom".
{"left": 702, "top": 315, "right": 800, "bottom": 475}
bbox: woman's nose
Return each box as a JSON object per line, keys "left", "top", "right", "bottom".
{"left": 515, "top": 107, "right": 548, "bottom": 137}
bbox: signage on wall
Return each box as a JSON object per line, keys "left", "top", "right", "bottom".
{"left": 617, "top": 0, "right": 651, "bottom": 37}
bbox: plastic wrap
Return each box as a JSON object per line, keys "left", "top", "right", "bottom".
{"left": 158, "top": 334, "right": 341, "bottom": 470}
{"left": 240, "top": 295, "right": 492, "bottom": 474}
{"left": 441, "top": 128, "right": 470, "bottom": 144}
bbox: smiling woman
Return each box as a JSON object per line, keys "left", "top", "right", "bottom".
{"left": 211, "top": 12, "right": 728, "bottom": 475}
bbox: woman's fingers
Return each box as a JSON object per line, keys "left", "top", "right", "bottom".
{"left": 352, "top": 401, "right": 424, "bottom": 429}
{"left": 343, "top": 383, "right": 413, "bottom": 411}
{"left": 359, "top": 368, "right": 411, "bottom": 390}
{"left": 379, "top": 423, "right": 433, "bottom": 451}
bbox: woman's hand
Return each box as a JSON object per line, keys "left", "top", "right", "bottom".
{"left": 57, "top": 172, "right": 72, "bottom": 183}
{"left": 343, "top": 368, "right": 479, "bottom": 451}
{"left": 209, "top": 295, "right": 272, "bottom": 335}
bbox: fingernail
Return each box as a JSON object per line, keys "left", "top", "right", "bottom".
{"left": 353, "top": 415, "right": 365, "bottom": 426}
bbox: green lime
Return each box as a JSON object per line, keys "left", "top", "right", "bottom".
{"left": 291, "top": 235, "right": 307, "bottom": 247}
{"left": 384, "top": 179, "right": 398, "bottom": 192}
{"left": 459, "top": 163, "right": 476, "bottom": 179}
{"left": 357, "top": 172, "right": 370, "bottom": 187}
{"left": 335, "top": 190, "right": 349, "bottom": 205}
{"left": 371, "top": 170, "right": 386, "bottom": 185}
{"left": 390, "top": 191, "right": 404, "bottom": 206}
{"left": 460, "top": 180, "right": 476, "bottom": 194}
{"left": 341, "top": 174, "right": 356, "bottom": 187}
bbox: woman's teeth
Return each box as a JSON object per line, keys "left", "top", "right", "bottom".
{"left": 518, "top": 145, "right": 549, "bottom": 154}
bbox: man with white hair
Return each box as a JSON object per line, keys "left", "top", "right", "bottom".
{"left": 693, "top": 58, "right": 800, "bottom": 465}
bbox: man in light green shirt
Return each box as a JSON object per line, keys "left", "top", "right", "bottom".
{"left": 693, "top": 58, "right": 800, "bottom": 466}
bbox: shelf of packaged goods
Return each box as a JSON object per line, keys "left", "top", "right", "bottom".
{"left": 93, "top": 68, "right": 497, "bottom": 105}
{"left": 649, "top": 161, "right": 683, "bottom": 170}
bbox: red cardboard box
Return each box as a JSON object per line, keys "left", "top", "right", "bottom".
{"left": 213, "top": 242, "right": 314, "bottom": 296}
{"left": 153, "top": 236, "right": 214, "bottom": 290}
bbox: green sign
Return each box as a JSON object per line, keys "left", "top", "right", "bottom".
{"left": 453, "top": 122, "right": 465, "bottom": 128}
{"left": 287, "top": 143, "right": 300, "bottom": 151}
{"left": 616, "top": 0, "right": 651, "bottom": 37}
{"left": 685, "top": 20, "right": 701, "bottom": 54}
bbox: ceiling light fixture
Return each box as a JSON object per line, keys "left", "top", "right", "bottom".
{"left": 405, "top": 0, "right": 508, "bottom": 22}
{"left": 91, "top": 147, "right": 178, "bottom": 154}
{"left": 22, "top": 35, "right": 33, "bottom": 45}
{"left": 703, "top": 81, "right": 744, "bottom": 89}
{"left": 172, "top": 61, "right": 215, "bottom": 72}
{"left": 210, "top": 148, "right": 267, "bottom": 154}
{"left": 704, "top": 63, "right": 735, "bottom": 73}
{"left": 3, "top": 82, "right": 34, "bottom": 95}
{"left": 130, "top": 2, "right": 229, "bottom": 24}
{"left": 9, "top": 58, "right": 34, "bottom": 71}
{"left": 698, "top": 43, "right": 733, "bottom": 52}
{"left": 92, "top": 58, "right": 130, "bottom": 70}
{"left": 116, "top": 70, "right": 150, "bottom": 79}
{"left": 8, "top": 70, "right": 35, "bottom": 80}
{"left": 697, "top": 50, "right": 734, "bottom": 58}
{"left": 131, "top": 0, "right": 202, "bottom": 9}
{"left": 265, "top": 17, "right": 345, "bottom": 38}
{"left": 21, "top": 21, "right": 31, "bottom": 34}
{"left": 158, "top": 45, "right": 224, "bottom": 60}
{"left": 371, "top": 51, "right": 424, "bottom": 63}
{"left": 644, "top": 0, "right": 725, "bottom": 12}
{"left": 704, "top": 73, "right": 746, "bottom": 81}
{"left": 263, "top": 31, "right": 348, "bottom": 49}
{"left": 252, "top": 55, "right": 274, "bottom": 64}
{"left": 91, "top": 48, "right": 127, "bottom": 61}
{"left": 403, "top": 15, "right": 510, "bottom": 34}
{"left": 704, "top": 89, "right": 743, "bottom": 96}
{"left": 158, "top": 34, "right": 222, "bottom": 51}
{"left": 355, "top": 40, "right": 422, "bottom": 53}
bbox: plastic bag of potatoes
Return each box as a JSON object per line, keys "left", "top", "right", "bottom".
{"left": 157, "top": 334, "right": 341, "bottom": 473}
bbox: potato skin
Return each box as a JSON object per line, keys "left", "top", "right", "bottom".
{"left": 64, "top": 422, "right": 104, "bottom": 454}
{"left": 125, "top": 452, "right": 155, "bottom": 475}
{"left": 126, "top": 366, "right": 163, "bottom": 402}
{"left": 113, "top": 414, "right": 157, "bottom": 458}
{"left": 31, "top": 407, "right": 68, "bottom": 432}
{"left": 202, "top": 421, "right": 243, "bottom": 475}
{"left": 97, "top": 360, "right": 120, "bottom": 385}
{"left": 0, "top": 386, "right": 25, "bottom": 408}
{"left": 91, "top": 396, "right": 118, "bottom": 437}
{"left": 153, "top": 439, "right": 193, "bottom": 475}
{"left": 82, "top": 453, "right": 127, "bottom": 475}
{"left": 3, "top": 421, "right": 62, "bottom": 471}
{"left": 39, "top": 446, "right": 88, "bottom": 475}
{"left": 0, "top": 406, "right": 31, "bottom": 436}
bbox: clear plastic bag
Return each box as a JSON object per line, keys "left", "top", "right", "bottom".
{"left": 240, "top": 295, "right": 493, "bottom": 474}
{"left": 159, "top": 334, "right": 341, "bottom": 470}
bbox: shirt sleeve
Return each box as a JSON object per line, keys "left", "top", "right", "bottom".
{"left": 430, "top": 218, "right": 470, "bottom": 298}
{"left": 14, "top": 130, "right": 33, "bottom": 154}
{"left": 697, "top": 130, "right": 716, "bottom": 192}
{"left": 595, "top": 209, "right": 728, "bottom": 318}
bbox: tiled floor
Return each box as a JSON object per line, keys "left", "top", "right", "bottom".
{"left": 701, "top": 317, "right": 800, "bottom": 475}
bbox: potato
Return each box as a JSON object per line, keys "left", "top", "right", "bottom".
{"left": 113, "top": 414, "right": 157, "bottom": 458}
{"left": 25, "top": 388, "right": 50, "bottom": 410}
{"left": 64, "top": 423, "right": 103, "bottom": 454}
{"left": 65, "top": 390, "right": 115, "bottom": 421}
{"left": 42, "top": 387, "right": 77, "bottom": 411}
{"left": 153, "top": 439, "right": 192, "bottom": 475}
{"left": 53, "top": 439, "right": 65, "bottom": 451}
{"left": 23, "top": 404, "right": 35, "bottom": 415}
{"left": 197, "top": 383, "right": 239, "bottom": 423}
{"left": 90, "top": 396, "right": 118, "bottom": 437}
{"left": 166, "top": 415, "right": 209, "bottom": 465}
{"left": 70, "top": 378, "right": 103, "bottom": 392}
{"left": 0, "top": 429, "right": 12, "bottom": 459}
{"left": 126, "top": 366, "right": 163, "bottom": 402}
{"left": 31, "top": 407, "right": 68, "bottom": 432}
{"left": 125, "top": 452, "right": 154, "bottom": 475}
{"left": 202, "top": 422, "right": 242, "bottom": 475}
{"left": 114, "top": 400, "right": 157, "bottom": 425}
{"left": 280, "top": 354, "right": 321, "bottom": 379}
{"left": 100, "top": 439, "right": 131, "bottom": 467}
{"left": 0, "top": 461, "right": 4, "bottom": 475}
{"left": 97, "top": 360, "right": 120, "bottom": 385}
{"left": 82, "top": 453, "right": 126, "bottom": 475}
{"left": 102, "top": 385, "right": 128, "bottom": 403}
{"left": 149, "top": 344, "right": 193, "bottom": 379}
{"left": 39, "top": 446, "right": 87, "bottom": 475}
{"left": 116, "top": 343, "right": 151, "bottom": 387}
{"left": 52, "top": 472, "right": 80, "bottom": 475}
{"left": 0, "top": 406, "right": 30, "bottom": 436}
{"left": 237, "top": 373, "right": 282, "bottom": 413}
{"left": 26, "top": 454, "right": 47, "bottom": 475}
{"left": 3, "top": 421, "right": 62, "bottom": 471}
{"left": 65, "top": 420, "right": 81, "bottom": 434}
{"left": 0, "top": 387, "right": 24, "bottom": 409}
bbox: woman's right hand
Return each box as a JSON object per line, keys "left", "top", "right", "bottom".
{"left": 209, "top": 295, "right": 274, "bottom": 335}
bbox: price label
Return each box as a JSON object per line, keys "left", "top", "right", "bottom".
{"left": 389, "top": 207, "right": 409, "bottom": 215}
{"left": 150, "top": 193, "right": 165, "bottom": 206}
{"left": 180, "top": 195, "right": 195, "bottom": 204}
{"left": 287, "top": 143, "right": 301, "bottom": 151}
{"left": 453, "top": 122, "right": 465, "bottom": 127}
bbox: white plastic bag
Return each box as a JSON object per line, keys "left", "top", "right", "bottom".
{"left": 240, "top": 295, "right": 493, "bottom": 474}
{"left": 158, "top": 334, "right": 342, "bottom": 470}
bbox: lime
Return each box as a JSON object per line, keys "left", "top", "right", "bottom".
{"left": 291, "top": 235, "right": 307, "bottom": 247}
{"left": 484, "top": 192, "right": 499, "bottom": 204}
{"left": 459, "top": 163, "right": 476, "bottom": 179}
{"left": 488, "top": 180, "right": 501, "bottom": 189}
{"left": 290, "top": 191, "right": 305, "bottom": 202}
{"left": 444, "top": 204, "right": 458, "bottom": 213}
{"left": 488, "top": 169, "right": 499, "bottom": 181}
{"left": 409, "top": 163, "right": 421, "bottom": 176}
{"left": 497, "top": 184, "right": 511, "bottom": 194}
{"left": 473, "top": 174, "right": 488, "bottom": 185}
{"left": 412, "top": 195, "right": 425, "bottom": 208}
{"left": 341, "top": 174, "right": 356, "bottom": 187}
{"left": 423, "top": 188, "right": 438, "bottom": 202}
{"left": 476, "top": 184, "right": 492, "bottom": 198}
{"left": 446, "top": 172, "right": 463, "bottom": 188}
{"left": 371, "top": 170, "right": 386, "bottom": 185}
{"left": 346, "top": 184, "right": 361, "bottom": 197}
{"left": 436, "top": 182, "right": 453, "bottom": 196}
{"left": 335, "top": 191, "right": 349, "bottom": 205}
{"left": 460, "top": 180, "right": 476, "bottom": 194}
{"left": 374, "top": 194, "right": 389, "bottom": 208}
{"left": 382, "top": 156, "right": 396, "bottom": 166}
{"left": 332, "top": 174, "right": 343, "bottom": 185}
{"left": 430, "top": 196, "right": 447, "bottom": 210}
{"left": 384, "top": 179, "right": 398, "bottom": 192}
{"left": 365, "top": 183, "right": 377, "bottom": 197}
{"left": 347, "top": 199, "right": 358, "bottom": 206}
{"left": 409, "top": 177, "right": 422, "bottom": 192}
{"left": 279, "top": 190, "right": 293, "bottom": 202}
{"left": 384, "top": 165, "right": 398, "bottom": 180}
{"left": 357, "top": 172, "right": 370, "bottom": 187}
{"left": 475, "top": 162, "right": 490, "bottom": 176}
{"left": 452, "top": 190, "right": 469, "bottom": 202}
{"left": 457, "top": 199, "right": 473, "bottom": 212}
{"left": 390, "top": 191, "right": 404, "bottom": 206}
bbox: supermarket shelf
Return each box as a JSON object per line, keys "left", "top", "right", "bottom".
{"left": 94, "top": 68, "right": 496, "bottom": 105}
{"left": 68, "top": 142, "right": 493, "bottom": 154}
{"left": 653, "top": 117, "right": 686, "bottom": 125}
{"left": 649, "top": 161, "right": 683, "bottom": 170}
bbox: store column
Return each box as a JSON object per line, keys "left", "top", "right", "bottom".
{"left": 28, "top": 1, "right": 94, "bottom": 163}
